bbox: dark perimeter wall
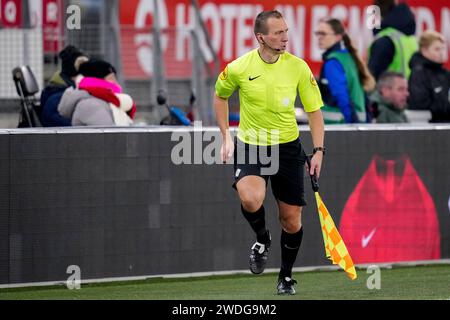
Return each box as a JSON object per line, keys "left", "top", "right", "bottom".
{"left": 0, "top": 126, "right": 449, "bottom": 284}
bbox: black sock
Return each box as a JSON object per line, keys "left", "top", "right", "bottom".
{"left": 279, "top": 227, "right": 303, "bottom": 279}
{"left": 241, "top": 205, "right": 270, "bottom": 244}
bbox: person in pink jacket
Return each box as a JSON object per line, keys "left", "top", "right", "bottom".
{"left": 57, "top": 59, "right": 136, "bottom": 126}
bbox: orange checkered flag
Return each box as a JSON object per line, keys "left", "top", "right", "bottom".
{"left": 306, "top": 155, "right": 357, "bottom": 280}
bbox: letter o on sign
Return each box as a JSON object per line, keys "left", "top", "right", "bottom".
{"left": 5, "top": 1, "right": 17, "bottom": 23}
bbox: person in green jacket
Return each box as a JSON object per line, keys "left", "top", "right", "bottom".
{"left": 316, "top": 18, "right": 375, "bottom": 124}
{"left": 370, "top": 72, "right": 409, "bottom": 123}
{"left": 368, "top": 0, "right": 418, "bottom": 80}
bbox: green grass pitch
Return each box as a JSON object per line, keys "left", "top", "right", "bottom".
{"left": 0, "top": 265, "right": 449, "bottom": 300}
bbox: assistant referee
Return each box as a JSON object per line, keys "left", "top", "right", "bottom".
{"left": 214, "top": 10, "right": 325, "bottom": 295}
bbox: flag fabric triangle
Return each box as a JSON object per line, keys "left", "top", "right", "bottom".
{"left": 315, "top": 192, "right": 357, "bottom": 280}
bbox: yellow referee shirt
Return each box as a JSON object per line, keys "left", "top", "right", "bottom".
{"left": 215, "top": 49, "right": 323, "bottom": 145}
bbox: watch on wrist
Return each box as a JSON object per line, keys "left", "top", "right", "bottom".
{"left": 313, "top": 147, "right": 326, "bottom": 155}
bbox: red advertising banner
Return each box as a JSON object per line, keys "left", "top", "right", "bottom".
{"left": 1, "top": 0, "right": 62, "bottom": 53}
{"left": 0, "top": 0, "right": 22, "bottom": 27}
{"left": 119, "top": 0, "right": 450, "bottom": 79}
{"left": 42, "top": 0, "right": 63, "bottom": 53}
{"left": 339, "top": 155, "right": 441, "bottom": 263}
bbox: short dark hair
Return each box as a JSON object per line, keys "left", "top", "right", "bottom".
{"left": 254, "top": 10, "right": 283, "bottom": 35}
{"left": 377, "top": 71, "right": 405, "bottom": 90}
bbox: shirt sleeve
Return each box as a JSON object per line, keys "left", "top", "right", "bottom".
{"left": 323, "top": 59, "right": 353, "bottom": 123}
{"left": 297, "top": 60, "right": 324, "bottom": 113}
{"left": 215, "top": 64, "right": 238, "bottom": 99}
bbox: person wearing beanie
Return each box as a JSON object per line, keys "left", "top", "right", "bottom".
{"left": 78, "top": 59, "right": 118, "bottom": 84}
{"left": 57, "top": 59, "right": 136, "bottom": 126}
{"left": 40, "top": 45, "right": 89, "bottom": 127}
{"left": 77, "top": 59, "right": 136, "bottom": 120}
{"left": 57, "top": 76, "right": 134, "bottom": 126}
{"left": 59, "top": 45, "right": 87, "bottom": 83}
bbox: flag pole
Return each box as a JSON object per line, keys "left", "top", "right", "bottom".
{"left": 304, "top": 151, "right": 357, "bottom": 280}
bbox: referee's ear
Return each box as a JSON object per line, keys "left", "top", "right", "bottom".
{"left": 255, "top": 33, "right": 264, "bottom": 45}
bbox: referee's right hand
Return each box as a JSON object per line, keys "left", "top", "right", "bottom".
{"left": 221, "top": 133, "right": 234, "bottom": 163}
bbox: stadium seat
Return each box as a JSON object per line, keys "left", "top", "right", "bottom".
{"left": 12, "top": 65, "right": 42, "bottom": 127}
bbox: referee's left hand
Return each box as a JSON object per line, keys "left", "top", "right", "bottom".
{"left": 309, "top": 152, "right": 323, "bottom": 179}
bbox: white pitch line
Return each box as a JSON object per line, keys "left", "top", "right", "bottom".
{"left": 1, "top": 259, "right": 449, "bottom": 289}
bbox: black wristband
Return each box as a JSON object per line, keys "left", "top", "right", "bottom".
{"left": 313, "top": 147, "right": 326, "bottom": 155}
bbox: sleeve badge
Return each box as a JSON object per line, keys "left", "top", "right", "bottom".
{"left": 219, "top": 66, "right": 228, "bottom": 80}
{"left": 310, "top": 73, "right": 318, "bottom": 86}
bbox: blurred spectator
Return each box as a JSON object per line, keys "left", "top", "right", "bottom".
{"left": 370, "top": 72, "right": 409, "bottom": 123}
{"left": 40, "top": 45, "right": 89, "bottom": 126}
{"left": 57, "top": 59, "right": 135, "bottom": 126}
{"left": 368, "top": 0, "right": 417, "bottom": 80}
{"left": 78, "top": 59, "right": 119, "bottom": 84}
{"left": 408, "top": 30, "right": 450, "bottom": 123}
{"left": 316, "top": 18, "right": 375, "bottom": 124}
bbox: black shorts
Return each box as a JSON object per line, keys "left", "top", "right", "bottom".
{"left": 232, "top": 137, "right": 307, "bottom": 206}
